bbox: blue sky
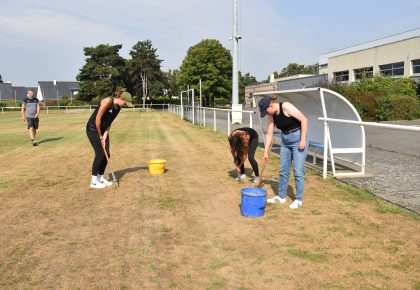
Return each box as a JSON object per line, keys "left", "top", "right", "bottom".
{"left": 1, "top": 0, "right": 419, "bottom": 86}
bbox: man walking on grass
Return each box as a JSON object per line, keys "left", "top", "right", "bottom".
{"left": 21, "top": 89, "right": 40, "bottom": 146}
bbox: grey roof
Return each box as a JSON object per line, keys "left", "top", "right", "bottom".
{"left": 13, "top": 86, "right": 27, "bottom": 100}
{"left": 38, "top": 81, "right": 80, "bottom": 100}
{"left": 0, "top": 83, "right": 13, "bottom": 100}
{"left": 0, "top": 84, "right": 39, "bottom": 100}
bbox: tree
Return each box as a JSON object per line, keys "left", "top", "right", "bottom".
{"left": 128, "top": 40, "right": 164, "bottom": 107}
{"left": 267, "top": 63, "right": 319, "bottom": 81}
{"left": 76, "top": 44, "right": 126, "bottom": 102}
{"left": 179, "top": 39, "right": 232, "bottom": 106}
{"left": 163, "top": 69, "right": 180, "bottom": 97}
{"left": 0, "top": 74, "right": 3, "bottom": 83}
{"left": 239, "top": 72, "right": 257, "bottom": 102}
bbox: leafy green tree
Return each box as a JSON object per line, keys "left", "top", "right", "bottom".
{"left": 267, "top": 63, "right": 319, "bottom": 81}
{"left": 76, "top": 44, "right": 126, "bottom": 102}
{"left": 163, "top": 69, "right": 180, "bottom": 97}
{"left": 179, "top": 39, "right": 232, "bottom": 106}
{"left": 239, "top": 72, "right": 257, "bottom": 102}
{"left": 128, "top": 40, "right": 164, "bottom": 107}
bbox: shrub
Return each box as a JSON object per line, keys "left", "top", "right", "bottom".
{"left": 390, "top": 95, "right": 420, "bottom": 120}
{"left": 375, "top": 96, "right": 394, "bottom": 121}
{"left": 326, "top": 75, "right": 418, "bottom": 121}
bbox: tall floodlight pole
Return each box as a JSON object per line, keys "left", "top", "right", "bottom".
{"left": 231, "top": 0, "right": 242, "bottom": 124}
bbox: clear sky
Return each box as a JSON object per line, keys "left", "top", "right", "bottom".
{"left": 1, "top": 0, "right": 419, "bottom": 86}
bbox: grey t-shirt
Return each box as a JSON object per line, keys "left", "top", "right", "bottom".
{"left": 23, "top": 97, "right": 39, "bottom": 118}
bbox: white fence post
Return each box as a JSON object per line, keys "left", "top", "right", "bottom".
{"left": 213, "top": 109, "right": 216, "bottom": 132}
{"left": 249, "top": 112, "right": 252, "bottom": 128}
{"left": 227, "top": 111, "right": 231, "bottom": 136}
{"left": 203, "top": 108, "right": 206, "bottom": 127}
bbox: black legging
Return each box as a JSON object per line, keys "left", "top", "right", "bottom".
{"left": 235, "top": 135, "right": 259, "bottom": 176}
{"left": 86, "top": 129, "right": 110, "bottom": 176}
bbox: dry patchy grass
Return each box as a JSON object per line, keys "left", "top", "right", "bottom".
{"left": 0, "top": 111, "right": 419, "bottom": 289}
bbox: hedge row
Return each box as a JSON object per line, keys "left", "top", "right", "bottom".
{"left": 326, "top": 75, "right": 420, "bottom": 121}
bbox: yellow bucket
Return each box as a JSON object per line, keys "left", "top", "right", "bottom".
{"left": 147, "top": 159, "right": 167, "bottom": 175}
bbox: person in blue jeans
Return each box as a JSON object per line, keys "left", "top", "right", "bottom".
{"left": 258, "top": 96, "right": 308, "bottom": 209}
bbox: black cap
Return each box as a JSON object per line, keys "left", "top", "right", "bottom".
{"left": 258, "top": 96, "right": 271, "bottom": 117}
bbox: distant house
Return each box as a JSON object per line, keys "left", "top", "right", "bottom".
{"left": 0, "top": 83, "right": 37, "bottom": 102}
{"left": 13, "top": 86, "right": 28, "bottom": 101}
{"left": 37, "top": 80, "right": 80, "bottom": 102}
{"left": 0, "top": 83, "right": 13, "bottom": 101}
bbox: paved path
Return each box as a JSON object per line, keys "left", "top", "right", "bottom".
{"left": 185, "top": 109, "right": 420, "bottom": 213}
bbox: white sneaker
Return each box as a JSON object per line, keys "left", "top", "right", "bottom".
{"left": 252, "top": 177, "right": 260, "bottom": 183}
{"left": 236, "top": 174, "right": 247, "bottom": 181}
{"left": 90, "top": 181, "right": 106, "bottom": 189}
{"left": 289, "top": 200, "right": 302, "bottom": 209}
{"left": 99, "top": 179, "right": 113, "bottom": 187}
{"left": 267, "top": 196, "right": 286, "bottom": 204}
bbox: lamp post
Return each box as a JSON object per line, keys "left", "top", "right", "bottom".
{"left": 231, "top": 0, "right": 242, "bottom": 124}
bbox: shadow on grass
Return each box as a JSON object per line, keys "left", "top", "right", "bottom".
{"left": 227, "top": 168, "right": 254, "bottom": 180}
{"left": 36, "top": 137, "right": 63, "bottom": 145}
{"left": 113, "top": 166, "right": 148, "bottom": 180}
{"left": 264, "top": 179, "right": 294, "bottom": 199}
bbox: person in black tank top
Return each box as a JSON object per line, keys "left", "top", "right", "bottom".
{"left": 228, "top": 127, "right": 260, "bottom": 185}
{"left": 258, "top": 96, "right": 309, "bottom": 209}
{"left": 86, "top": 87, "right": 133, "bottom": 189}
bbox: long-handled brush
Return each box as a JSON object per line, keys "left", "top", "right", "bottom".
{"left": 256, "top": 136, "right": 275, "bottom": 188}
{"left": 102, "top": 145, "right": 119, "bottom": 188}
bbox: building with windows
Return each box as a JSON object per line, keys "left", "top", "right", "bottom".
{"left": 319, "top": 28, "right": 420, "bottom": 83}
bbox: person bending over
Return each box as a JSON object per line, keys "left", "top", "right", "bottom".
{"left": 86, "top": 87, "right": 133, "bottom": 189}
{"left": 228, "top": 127, "right": 260, "bottom": 186}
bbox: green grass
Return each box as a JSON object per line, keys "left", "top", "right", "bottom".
{"left": 287, "top": 248, "right": 328, "bottom": 263}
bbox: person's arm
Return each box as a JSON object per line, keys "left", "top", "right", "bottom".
{"left": 21, "top": 102, "right": 26, "bottom": 122}
{"left": 102, "top": 125, "right": 111, "bottom": 142}
{"left": 35, "top": 102, "right": 40, "bottom": 118}
{"left": 264, "top": 116, "right": 274, "bottom": 160}
{"left": 95, "top": 97, "right": 112, "bottom": 147}
{"left": 283, "top": 102, "right": 308, "bottom": 150}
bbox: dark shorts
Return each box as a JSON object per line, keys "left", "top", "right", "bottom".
{"left": 26, "top": 117, "right": 39, "bottom": 129}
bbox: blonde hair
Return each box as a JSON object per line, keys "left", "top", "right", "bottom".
{"left": 113, "top": 87, "right": 126, "bottom": 99}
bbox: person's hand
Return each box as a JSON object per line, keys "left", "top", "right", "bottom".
{"left": 264, "top": 152, "right": 269, "bottom": 160}
{"left": 254, "top": 178, "right": 261, "bottom": 186}
{"left": 100, "top": 136, "right": 106, "bottom": 148}
{"left": 22, "top": 118, "right": 26, "bottom": 123}
{"left": 299, "top": 140, "right": 306, "bottom": 150}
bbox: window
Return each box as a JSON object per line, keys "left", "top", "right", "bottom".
{"left": 413, "top": 59, "right": 420, "bottom": 74}
{"left": 333, "top": 70, "right": 349, "bottom": 82}
{"left": 379, "top": 62, "right": 404, "bottom": 77}
{"left": 354, "top": 67, "right": 373, "bottom": 80}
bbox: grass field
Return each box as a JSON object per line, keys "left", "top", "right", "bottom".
{"left": 0, "top": 111, "right": 419, "bottom": 289}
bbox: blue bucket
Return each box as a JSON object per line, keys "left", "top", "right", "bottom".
{"left": 240, "top": 187, "right": 267, "bottom": 218}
